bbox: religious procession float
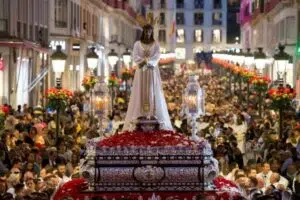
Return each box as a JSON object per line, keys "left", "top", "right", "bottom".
{"left": 52, "top": 13, "right": 244, "bottom": 199}
{"left": 52, "top": 75, "right": 244, "bottom": 200}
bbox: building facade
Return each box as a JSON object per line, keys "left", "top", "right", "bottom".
{"left": 0, "top": 0, "right": 50, "bottom": 107}
{"left": 240, "top": 0, "right": 298, "bottom": 87}
{"left": 49, "top": 0, "right": 141, "bottom": 91}
{"left": 147, "top": 0, "right": 228, "bottom": 65}
{"left": 0, "top": 0, "right": 142, "bottom": 108}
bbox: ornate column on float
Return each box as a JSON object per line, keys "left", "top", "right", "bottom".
{"left": 183, "top": 74, "right": 205, "bottom": 141}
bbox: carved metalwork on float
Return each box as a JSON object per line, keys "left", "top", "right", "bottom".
{"left": 81, "top": 144, "right": 219, "bottom": 193}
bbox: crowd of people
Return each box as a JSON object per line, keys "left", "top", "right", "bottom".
{"left": 0, "top": 65, "right": 299, "bottom": 200}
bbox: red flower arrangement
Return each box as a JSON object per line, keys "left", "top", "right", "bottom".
{"left": 82, "top": 76, "right": 97, "bottom": 91}
{"left": 213, "top": 177, "right": 242, "bottom": 200}
{"left": 45, "top": 88, "right": 73, "bottom": 110}
{"left": 250, "top": 75, "right": 270, "bottom": 92}
{"left": 98, "top": 130, "right": 196, "bottom": 147}
{"left": 121, "top": 68, "right": 134, "bottom": 81}
{"left": 46, "top": 88, "right": 73, "bottom": 100}
{"left": 108, "top": 73, "right": 120, "bottom": 88}
{"left": 268, "top": 87, "right": 296, "bottom": 109}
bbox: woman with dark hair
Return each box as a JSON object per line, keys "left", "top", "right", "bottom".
{"left": 123, "top": 23, "right": 172, "bottom": 131}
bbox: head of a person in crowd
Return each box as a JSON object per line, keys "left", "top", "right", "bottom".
{"left": 269, "top": 159, "right": 281, "bottom": 173}
{"left": 247, "top": 168, "right": 257, "bottom": 178}
{"left": 25, "top": 178, "right": 35, "bottom": 192}
{"left": 11, "top": 158, "right": 22, "bottom": 170}
{"left": 57, "top": 164, "right": 66, "bottom": 178}
{"left": 7, "top": 169, "right": 21, "bottom": 189}
{"left": 0, "top": 174, "right": 7, "bottom": 194}
{"left": 270, "top": 173, "right": 280, "bottom": 185}
{"left": 0, "top": 130, "right": 9, "bottom": 144}
{"left": 48, "top": 147, "right": 57, "bottom": 160}
{"left": 14, "top": 183, "right": 25, "bottom": 198}
{"left": 262, "top": 162, "right": 271, "bottom": 175}
{"left": 17, "top": 105, "right": 21, "bottom": 113}
{"left": 234, "top": 169, "right": 246, "bottom": 181}
{"left": 248, "top": 176, "right": 258, "bottom": 189}
{"left": 286, "top": 163, "right": 297, "bottom": 178}
{"left": 247, "top": 159, "right": 256, "bottom": 170}
{"left": 27, "top": 152, "right": 36, "bottom": 164}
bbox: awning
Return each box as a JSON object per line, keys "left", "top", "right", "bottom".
{"left": 0, "top": 39, "right": 50, "bottom": 54}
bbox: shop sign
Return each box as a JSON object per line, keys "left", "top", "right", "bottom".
{"left": 50, "top": 40, "right": 66, "bottom": 51}
{"left": 72, "top": 43, "right": 80, "bottom": 51}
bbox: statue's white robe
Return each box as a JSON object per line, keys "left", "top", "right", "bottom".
{"left": 123, "top": 41, "right": 173, "bottom": 131}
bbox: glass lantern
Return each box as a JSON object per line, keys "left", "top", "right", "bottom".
{"left": 93, "top": 77, "right": 110, "bottom": 133}
{"left": 122, "top": 48, "right": 131, "bottom": 68}
{"left": 86, "top": 47, "right": 99, "bottom": 71}
{"left": 51, "top": 45, "right": 67, "bottom": 88}
{"left": 183, "top": 75, "right": 205, "bottom": 141}
{"left": 254, "top": 48, "right": 267, "bottom": 74}
{"left": 273, "top": 45, "right": 290, "bottom": 85}
{"left": 108, "top": 49, "right": 119, "bottom": 68}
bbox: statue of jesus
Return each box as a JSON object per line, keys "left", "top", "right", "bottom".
{"left": 123, "top": 24, "right": 173, "bottom": 131}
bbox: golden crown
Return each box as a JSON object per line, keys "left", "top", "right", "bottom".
{"left": 136, "top": 12, "right": 160, "bottom": 27}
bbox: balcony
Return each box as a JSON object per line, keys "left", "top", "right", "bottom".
{"left": 102, "top": 0, "right": 137, "bottom": 19}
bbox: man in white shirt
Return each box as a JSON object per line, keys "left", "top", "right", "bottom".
{"left": 256, "top": 162, "right": 272, "bottom": 187}
{"left": 269, "top": 173, "right": 288, "bottom": 190}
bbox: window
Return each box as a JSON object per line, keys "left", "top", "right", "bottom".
{"left": 160, "top": 0, "right": 165, "bottom": 9}
{"left": 244, "top": 5, "right": 249, "bottom": 17}
{"left": 194, "top": 0, "right": 204, "bottom": 9}
{"left": 158, "top": 29, "right": 166, "bottom": 42}
{"left": 149, "top": 0, "right": 153, "bottom": 9}
{"left": 176, "top": 0, "right": 184, "bottom": 9}
{"left": 212, "top": 12, "right": 222, "bottom": 25}
{"left": 286, "top": 16, "right": 296, "bottom": 41}
{"left": 160, "top": 13, "right": 165, "bottom": 25}
{"left": 212, "top": 29, "right": 221, "bottom": 43}
{"left": 55, "top": 0, "right": 68, "bottom": 28}
{"left": 175, "top": 48, "right": 186, "bottom": 59}
{"left": 194, "top": 29, "right": 203, "bottom": 42}
{"left": 176, "top": 29, "right": 185, "bottom": 43}
{"left": 176, "top": 13, "right": 185, "bottom": 25}
{"left": 194, "top": 13, "right": 203, "bottom": 25}
{"left": 0, "top": 0, "right": 9, "bottom": 32}
{"left": 213, "top": 0, "right": 222, "bottom": 9}
{"left": 279, "top": 19, "right": 285, "bottom": 41}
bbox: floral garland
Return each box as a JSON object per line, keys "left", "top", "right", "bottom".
{"left": 108, "top": 73, "right": 120, "bottom": 88}
{"left": 250, "top": 75, "right": 270, "bottom": 92}
{"left": 241, "top": 69, "right": 256, "bottom": 83}
{"left": 268, "top": 87, "right": 296, "bottom": 109}
{"left": 98, "top": 130, "right": 196, "bottom": 147}
{"left": 121, "top": 68, "right": 135, "bottom": 81}
{"left": 82, "top": 76, "right": 97, "bottom": 91}
{"left": 0, "top": 108, "right": 5, "bottom": 130}
{"left": 45, "top": 88, "right": 73, "bottom": 110}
